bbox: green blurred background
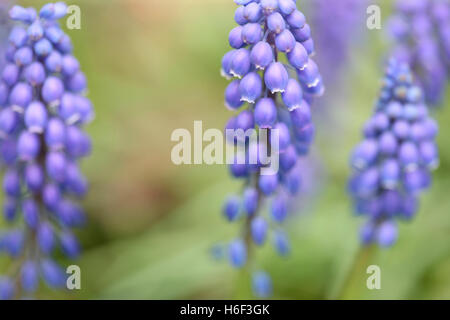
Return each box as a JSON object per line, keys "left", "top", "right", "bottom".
{"left": 2, "top": 0, "right": 449, "bottom": 299}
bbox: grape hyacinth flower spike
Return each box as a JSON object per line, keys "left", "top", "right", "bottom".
{"left": 219, "top": 0, "right": 324, "bottom": 298}
{"left": 349, "top": 60, "right": 438, "bottom": 247}
{"left": 388, "top": 0, "right": 450, "bottom": 106}
{"left": 0, "top": 2, "right": 94, "bottom": 299}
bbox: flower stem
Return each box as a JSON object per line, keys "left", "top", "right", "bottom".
{"left": 336, "top": 245, "right": 376, "bottom": 300}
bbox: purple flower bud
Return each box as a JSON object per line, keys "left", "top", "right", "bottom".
{"left": 37, "top": 222, "right": 54, "bottom": 254}
{"left": 239, "top": 72, "right": 262, "bottom": 103}
{"left": 401, "top": 194, "right": 418, "bottom": 220}
{"left": 3, "top": 198, "right": 17, "bottom": 222}
{"left": 287, "top": 42, "right": 308, "bottom": 70}
{"left": 399, "top": 142, "right": 419, "bottom": 170}
{"left": 379, "top": 132, "right": 398, "bottom": 156}
{"left": 42, "top": 76, "right": 64, "bottom": 104}
{"left": 254, "top": 98, "right": 277, "bottom": 128}
{"left": 221, "top": 50, "right": 235, "bottom": 79}
{"left": 8, "top": 26, "right": 27, "bottom": 48}
{"left": 271, "top": 195, "right": 287, "bottom": 222}
{"left": 3, "top": 169, "right": 21, "bottom": 198}
{"left": 21, "top": 261, "right": 38, "bottom": 293}
{"left": 45, "top": 51, "right": 63, "bottom": 73}
{"left": 275, "top": 29, "right": 296, "bottom": 53}
{"left": 280, "top": 145, "right": 297, "bottom": 172}
{"left": 2, "top": 230, "right": 24, "bottom": 257}
{"left": 52, "top": 2, "right": 68, "bottom": 20}
{"left": 301, "top": 38, "right": 315, "bottom": 55}
{"left": 274, "top": 122, "right": 291, "bottom": 151}
{"left": 10, "top": 82, "right": 33, "bottom": 110}
{"left": 291, "top": 24, "right": 311, "bottom": 42}
{"left": 17, "top": 131, "right": 40, "bottom": 161}
{"left": 260, "top": 0, "right": 278, "bottom": 15}
{"left": 267, "top": 12, "right": 286, "bottom": 34}
{"left": 376, "top": 221, "right": 398, "bottom": 247}
{"left": 45, "top": 26, "right": 63, "bottom": 44}
{"left": 297, "top": 59, "right": 320, "bottom": 87}
{"left": 24, "top": 62, "right": 46, "bottom": 86}
{"left": 229, "top": 26, "right": 244, "bottom": 49}
{"left": 43, "top": 184, "right": 61, "bottom": 211}
{"left": 274, "top": 230, "right": 290, "bottom": 256}
{"left": 381, "top": 158, "right": 400, "bottom": 189}
{"left": 243, "top": 187, "right": 258, "bottom": 215}
{"left": 57, "top": 34, "right": 73, "bottom": 54}
{"left": 229, "top": 161, "right": 249, "bottom": 178}
{"left": 251, "top": 216, "right": 268, "bottom": 245}
{"left": 419, "top": 141, "right": 439, "bottom": 169}
{"left": 34, "top": 38, "right": 53, "bottom": 57}
{"left": 9, "top": 5, "right": 34, "bottom": 23}
{"left": 27, "top": 21, "right": 44, "bottom": 41}
{"left": 250, "top": 41, "right": 273, "bottom": 70}
{"left": 67, "top": 71, "right": 87, "bottom": 92}
{"left": 230, "top": 48, "right": 251, "bottom": 78}
{"left": 282, "top": 79, "right": 303, "bottom": 111}
{"left": 57, "top": 200, "right": 86, "bottom": 228}
{"left": 45, "top": 118, "right": 66, "bottom": 150}
{"left": 66, "top": 126, "right": 91, "bottom": 158}
{"left": 360, "top": 222, "right": 375, "bottom": 245}
{"left": 258, "top": 173, "right": 278, "bottom": 195}
{"left": 278, "top": 0, "right": 296, "bottom": 15}
{"left": 225, "top": 80, "right": 244, "bottom": 110}
{"left": 289, "top": 100, "right": 311, "bottom": 129}
{"left": 46, "top": 151, "right": 67, "bottom": 182}
{"left": 41, "top": 259, "right": 66, "bottom": 288}
{"left": 234, "top": 6, "right": 247, "bottom": 25}
{"left": 252, "top": 271, "right": 272, "bottom": 298}
{"left": 286, "top": 10, "right": 305, "bottom": 29}
{"left": 0, "top": 139, "right": 18, "bottom": 165}
{"left": 25, "top": 101, "right": 48, "bottom": 133}
{"left": 75, "top": 96, "right": 95, "bottom": 123}
{"left": 265, "top": 62, "right": 288, "bottom": 93}
{"left": 23, "top": 198, "right": 39, "bottom": 229}
{"left": 60, "top": 93, "right": 81, "bottom": 124}
{"left": 14, "top": 46, "right": 33, "bottom": 66}
{"left": 62, "top": 55, "right": 80, "bottom": 77}
{"left": 25, "top": 163, "right": 44, "bottom": 193}
{"left": 0, "top": 108, "right": 19, "bottom": 136}
{"left": 228, "top": 239, "right": 247, "bottom": 268}
{"left": 2, "top": 63, "right": 19, "bottom": 86}
{"left": 244, "top": 2, "right": 262, "bottom": 22}
{"left": 392, "top": 120, "right": 410, "bottom": 140}
{"left": 60, "top": 231, "right": 80, "bottom": 258}
{"left": 223, "top": 195, "right": 241, "bottom": 221}
{"left": 235, "top": 109, "right": 254, "bottom": 131}
{"left": 242, "top": 23, "right": 262, "bottom": 45}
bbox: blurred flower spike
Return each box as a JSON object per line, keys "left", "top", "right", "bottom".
{"left": 0, "top": 2, "right": 93, "bottom": 299}
{"left": 218, "top": 0, "right": 324, "bottom": 298}
{"left": 349, "top": 60, "right": 439, "bottom": 248}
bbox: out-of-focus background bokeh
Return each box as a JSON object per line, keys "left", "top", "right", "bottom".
{"left": 1, "top": 0, "right": 449, "bottom": 299}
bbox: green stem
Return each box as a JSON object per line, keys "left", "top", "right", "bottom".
{"left": 336, "top": 245, "right": 376, "bottom": 300}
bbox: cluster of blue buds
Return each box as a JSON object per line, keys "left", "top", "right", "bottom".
{"left": 388, "top": 0, "right": 450, "bottom": 106}
{"left": 349, "top": 60, "right": 439, "bottom": 248}
{"left": 0, "top": 3, "right": 93, "bottom": 299}
{"left": 220, "top": 0, "right": 323, "bottom": 298}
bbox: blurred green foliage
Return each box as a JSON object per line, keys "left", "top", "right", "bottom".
{"left": 1, "top": 0, "right": 448, "bottom": 299}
